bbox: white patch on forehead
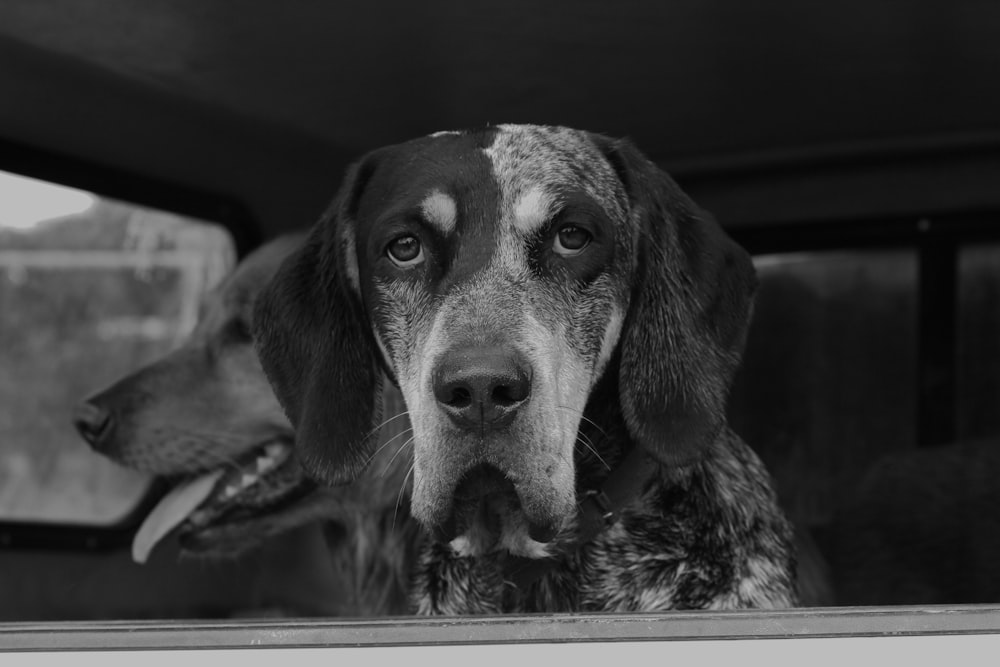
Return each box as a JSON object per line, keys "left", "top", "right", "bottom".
{"left": 483, "top": 124, "right": 626, "bottom": 235}
{"left": 512, "top": 186, "right": 556, "bottom": 234}
{"left": 420, "top": 190, "right": 457, "bottom": 235}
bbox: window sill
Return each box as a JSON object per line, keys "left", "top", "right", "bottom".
{"left": 4, "top": 605, "right": 1000, "bottom": 651}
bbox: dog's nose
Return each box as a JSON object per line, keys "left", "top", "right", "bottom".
{"left": 433, "top": 347, "right": 531, "bottom": 430}
{"left": 73, "top": 401, "right": 116, "bottom": 450}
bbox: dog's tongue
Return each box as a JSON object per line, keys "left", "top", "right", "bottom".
{"left": 132, "top": 470, "right": 224, "bottom": 564}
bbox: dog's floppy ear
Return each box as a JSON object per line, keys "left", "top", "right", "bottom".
{"left": 252, "top": 159, "right": 382, "bottom": 485}
{"left": 595, "top": 135, "right": 757, "bottom": 467}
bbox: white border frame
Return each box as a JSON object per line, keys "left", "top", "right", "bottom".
{"left": 3, "top": 605, "right": 1000, "bottom": 651}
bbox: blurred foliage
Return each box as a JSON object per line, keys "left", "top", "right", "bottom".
{"left": 0, "top": 202, "right": 234, "bottom": 524}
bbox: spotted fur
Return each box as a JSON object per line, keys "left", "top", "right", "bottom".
{"left": 253, "top": 124, "right": 797, "bottom": 614}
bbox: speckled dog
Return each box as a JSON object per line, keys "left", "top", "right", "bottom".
{"left": 253, "top": 124, "right": 797, "bottom": 614}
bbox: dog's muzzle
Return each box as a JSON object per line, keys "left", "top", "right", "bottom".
{"left": 73, "top": 400, "right": 117, "bottom": 452}
{"left": 432, "top": 346, "right": 531, "bottom": 430}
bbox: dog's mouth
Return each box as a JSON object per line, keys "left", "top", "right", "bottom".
{"left": 131, "top": 438, "right": 309, "bottom": 563}
{"left": 443, "top": 464, "right": 561, "bottom": 559}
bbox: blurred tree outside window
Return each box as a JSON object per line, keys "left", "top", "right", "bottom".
{"left": 0, "top": 171, "right": 235, "bottom": 525}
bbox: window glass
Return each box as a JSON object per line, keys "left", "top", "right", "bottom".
{"left": 731, "top": 246, "right": 1000, "bottom": 608}
{"left": 0, "top": 171, "right": 236, "bottom": 525}
{"left": 731, "top": 250, "right": 918, "bottom": 526}
{"left": 729, "top": 250, "right": 919, "bottom": 606}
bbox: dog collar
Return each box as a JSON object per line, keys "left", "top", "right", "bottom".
{"left": 575, "top": 444, "right": 653, "bottom": 544}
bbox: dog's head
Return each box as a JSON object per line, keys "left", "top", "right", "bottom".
{"left": 74, "top": 234, "right": 324, "bottom": 560}
{"left": 254, "top": 125, "right": 756, "bottom": 557}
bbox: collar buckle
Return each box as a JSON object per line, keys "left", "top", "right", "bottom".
{"left": 580, "top": 489, "right": 617, "bottom": 525}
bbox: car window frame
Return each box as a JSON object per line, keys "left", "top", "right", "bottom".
{"left": 3, "top": 146, "right": 1000, "bottom": 650}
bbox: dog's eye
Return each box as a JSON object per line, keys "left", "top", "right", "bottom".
{"left": 553, "top": 225, "right": 591, "bottom": 256}
{"left": 386, "top": 235, "right": 424, "bottom": 267}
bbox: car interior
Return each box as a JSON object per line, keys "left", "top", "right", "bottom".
{"left": 1, "top": 0, "right": 1000, "bottom": 631}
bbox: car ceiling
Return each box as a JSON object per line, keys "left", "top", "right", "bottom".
{"left": 1, "top": 0, "right": 999, "bottom": 240}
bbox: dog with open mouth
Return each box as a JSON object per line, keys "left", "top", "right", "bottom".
{"left": 252, "top": 124, "right": 798, "bottom": 614}
{"left": 73, "top": 233, "right": 418, "bottom": 617}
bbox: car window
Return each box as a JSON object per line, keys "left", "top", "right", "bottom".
{"left": 729, "top": 240, "right": 1000, "bottom": 607}
{"left": 0, "top": 170, "right": 236, "bottom": 525}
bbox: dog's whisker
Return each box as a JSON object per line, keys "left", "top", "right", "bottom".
{"left": 360, "top": 410, "right": 412, "bottom": 446}
{"left": 576, "top": 414, "right": 611, "bottom": 442}
{"left": 576, "top": 429, "right": 604, "bottom": 460}
{"left": 380, "top": 434, "right": 415, "bottom": 478}
{"left": 551, "top": 406, "right": 611, "bottom": 442}
{"left": 367, "top": 410, "right": 412, "bottom": 436}
{"left": 364, "top": 426, "right": 414, "bottom": 467}
{"left": 552, "top": 405, "right": 613, "bottom": 454}
{"left": 392, "top": 461, "right": 416, "bottom": 531}
{"left": 575, "top": 434, "right": 611, "bottom": 471}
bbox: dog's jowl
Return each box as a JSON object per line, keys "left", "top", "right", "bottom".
{"left": 253, "top": 124, "right": 797, "bottom": 614}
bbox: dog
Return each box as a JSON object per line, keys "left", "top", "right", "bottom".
{"left": 73, "top": 234, "right": 418, "bottom": 617}
{"left": 252, "top": 124, "right": 797, "bottom": 614}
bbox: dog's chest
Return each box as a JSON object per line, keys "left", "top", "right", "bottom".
{"left": 411, "top": 442, "right": 798, "bottom": 615}
{"left": 413, "top": 506, "right": 709, "bottom": 613}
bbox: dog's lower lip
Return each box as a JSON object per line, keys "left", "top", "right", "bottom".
{"left": 182, "top": 438, "right": 298, "bottom": 529}
{"left": 177, "top": 479, "right": 316, "bottom": 557}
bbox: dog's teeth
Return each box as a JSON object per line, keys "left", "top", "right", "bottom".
{"left": 256, "top": 456, "right": 274, "bottom": 473}
{"left": 240, "top": 473, "right": 258, "bottom": 488}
